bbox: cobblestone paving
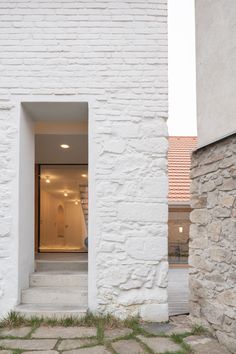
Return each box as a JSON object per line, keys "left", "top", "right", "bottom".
{"left": 0, "top": 316, "right": 231, "bottom": 354}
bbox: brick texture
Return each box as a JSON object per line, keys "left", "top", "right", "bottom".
{"left": 0, "top": 0, "right": 168, "bottom": 319}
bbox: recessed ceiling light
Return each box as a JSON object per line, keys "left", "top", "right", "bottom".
{"left": 60, "top": 144, "right": 70, "bottom": 149}
{"left": 81, "top": 174, "right": 87, "bottom": 178}
{"left": 45, "top": 176, "right": 50, "bottom": 183}
{"left": 64, "top": 191, "right": 68, "bottom": 197}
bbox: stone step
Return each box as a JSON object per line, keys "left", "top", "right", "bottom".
{"left": 30, "top": 271, "right": 88, "bottom": 287}
{"left": 15, "top": 304, "right": 87, "bottom": 319}
{"left": 36, "top": 260, "right": 88, "bottom": 272}
{"left": 21, "top": 287, "right": 88, "bottom": 305}
{"left": 169, "top": 302, "right": 189, "bottom": 316}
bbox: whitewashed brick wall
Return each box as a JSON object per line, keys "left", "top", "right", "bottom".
{"left": 0, "top": 0, "right": 168, "bottom": 319}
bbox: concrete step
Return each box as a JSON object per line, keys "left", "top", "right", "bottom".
{"left": 36, "top": 260, "right": 88, "bottom": 272}
{"left": 15, "top": 304, "right": 87, "bottom": 319}
{"left": 30, "top": 271, "right": 88, "bottom": 287}
{"left": 21, "top": 287, "right": 88, "bottom": 305}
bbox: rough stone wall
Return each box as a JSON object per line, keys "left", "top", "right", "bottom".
{"left": 189, "top": 134, "right": 236, "bottom": 353}
{"left": 0, "top": 0, "right": 168, "bottom": 320}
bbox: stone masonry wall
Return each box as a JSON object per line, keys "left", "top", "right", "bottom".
{"left": 0, "top": 0, "right": 168, "bottom": 320}
{"left": 189, "top": 134, "right": 236, "bottom": 353}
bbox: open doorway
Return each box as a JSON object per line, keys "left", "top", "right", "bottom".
{"left": 17, "top": 101, "right": 90, "bottom": 317}
{"left": 38, "top": 165, "right": 88, "bottom": 253}
{"left": 168, "top": 136, "right": 197, "bottom": 265}
{"left": 167, "top": 136, "right": 197, "bottom": 316}
{"left": 32, "top": 102, "right": 89, "bottom": 256}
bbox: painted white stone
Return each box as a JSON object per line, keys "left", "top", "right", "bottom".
{"left": 0, "top": 223, "right": 10, "bottom": 237}
{"left": 156, "top": 262, "right": 168, "bottom": 288}
{"left": 126, "top": 237, "right": 167, "bottom": 261}
{"left": 103, "top": 139, "right": 126, "bottom": 154}
{"left": 140, "top": 303, "right": 169, "bottom": 322}
{"left": 118, "top": 288, "right": 167, "bottom": 307}
{"left": 0, "top": 0, "right": 168, "bottom": 321}
{"left": 117, "top": 203, "right": 168, "bottom": 223}
{"left": 141, "top": 177, "right": 168, "bottom": 198}
{"left": 130, "top": 137, "right": 168, "bottom": 154}
{"left": 139, "top": 120, "right": 168, "bottom": 138}
{"left": 112, "top": 123, "right": 140, "bottom": 138}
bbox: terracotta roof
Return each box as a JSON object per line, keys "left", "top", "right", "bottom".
{"left": 168, "top": 136, "right": 197, "bottom": 203}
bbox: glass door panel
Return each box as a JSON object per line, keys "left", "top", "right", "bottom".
{"left": 39, "top": 165, "right": 88, "bottom": 252}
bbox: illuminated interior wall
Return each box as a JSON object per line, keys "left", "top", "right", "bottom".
{"left": 64, "top": 201, "right": 87, "bottom": 249}
{"left": 168, "top": 207, "right": 191, "bottom": 263}
{"left": 40, "top": 189, "right": 87, "bottom": 252}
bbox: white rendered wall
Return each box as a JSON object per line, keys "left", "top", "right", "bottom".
{"left": 0, "top": 0, "right": 168, "bottom": 320}
{"left": 195, "top": 0, "right": 236, "bottom": 147}
{"left": 18, "top": 106, "right": 35, "bottom": 293}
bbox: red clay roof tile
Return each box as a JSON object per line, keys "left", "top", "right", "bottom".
{"left": 168, "top": 136, "right": 197, "bottom": 203}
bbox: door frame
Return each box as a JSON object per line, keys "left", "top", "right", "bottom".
{"left": 15, "top": 96, "right": 98, "bottom": 313}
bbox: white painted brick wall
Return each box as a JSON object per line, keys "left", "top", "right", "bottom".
{"left": 0, "top": 0, "right": 168, "bottom": 319}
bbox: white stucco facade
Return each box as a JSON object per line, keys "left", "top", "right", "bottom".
{"left": 195, "top": 0, "right": 236, "bottom": 147}
{"left": 0, "top": 0, "right": 168, "bottom": 320}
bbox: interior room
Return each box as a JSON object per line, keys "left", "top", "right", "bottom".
{"left": 168, "top": 207, "right": 191, "bottom": 264}
{"left": 31, "top": 102, "right": 88, "bottom": 254}
{"left": 38, "top": 165, "right": 88, "bottom": 252}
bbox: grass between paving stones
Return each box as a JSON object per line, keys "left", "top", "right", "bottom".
{"left": 0, "top": 311, "right": 201, "bottom": 354}
{"left": 170, "top": 334, "right": 194, "bottom": 354}
{"left": 0, "top": 345, "right": 23, "bottom": 354}
{"left": 0, "top": 310, "right": 140, "bottom": 330}
{"left": 191, "top": 324, "right": 208, "bottom": 335}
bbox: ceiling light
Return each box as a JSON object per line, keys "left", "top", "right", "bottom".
{"left": 60, "top": 144, "right": 70, "bottom": 149}
{"left": 179, "top": 226, "right": 183, "bottom": 233}
{"left": 45, "top": 176, "right": 50, "bottom": 184}
{"left": 64, "top": 191, "right": 68, "bottom": 197}
{"left": 81, "top": 174, "right": 87, "bottom": 178}
{"left": 75, "top": 199, "right": 81, "bottom": 205}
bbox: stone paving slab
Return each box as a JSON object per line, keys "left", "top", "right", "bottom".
{"left": 166, "top": 326, "right": 192, "bottom": 335}
{"left": 0, "top": 339, "right": 57, "bottom": 350}
{"left": 184, "top": 335, "right": 231, "bottom": 354}
{"left": 0, "top": 351, "right": 12, "bottom": 354}
{"left": 141, "top": 322, "right": 174, "bottom": 335}
{"left": 142, "top": 317, "right": 192, "bottom": 336}
{"left": 32, "top": 326, "right": 97, "bottom": 338}
{"left": 22, "top": 351, "right": 58, "bottom": 354}
{"left": 111, "top": 339, "right": 146, "bottom": 354}
{"left": 58, "top": 338, "right": 97, "bottom": 350}
{"left": 170, "top": 315, "right": 192, "bottom": 328}
{"left": 104, "top": 328, "right": 133, "bottom": 340}
{"left": 63, "top": 345, "right": 111, "bottom": 354}
{"left": 0, "top": 327, "right": 32, "bottom": 338}
{"left": 137, "top": 335, "right": 182, "bottom": 353}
